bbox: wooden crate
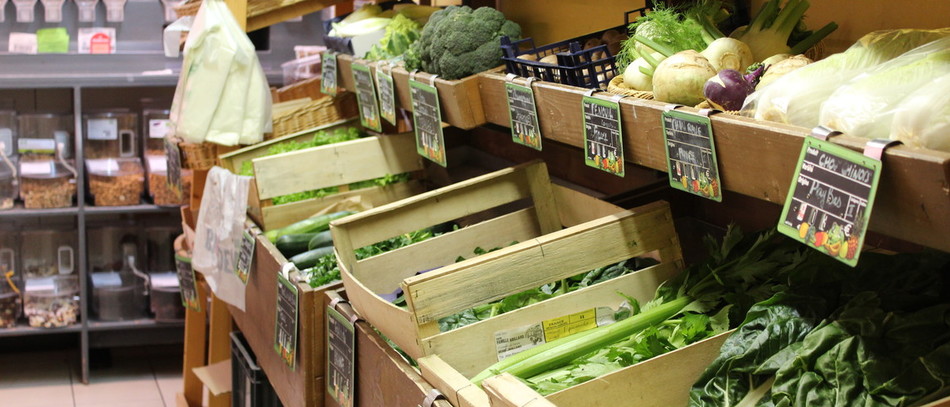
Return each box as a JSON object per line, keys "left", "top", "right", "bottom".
{"left": 224, "top": 127, "right": 426, "bottom": 232}
{"left": 227, "top": 227, "right": 340, "bottom": 407}
{"left": 336, "top": 55, "right": 488, "bottom": 130}
{"left": 477, "top": 71, "right": 950, "bottom": 253}
{"left": 330, "top": 160, "right": 684, "bottom": 361}
{"left": 218, "top": 119, "right": 357, "bottom": 174}
{"left": 325, "top": 290, "right": 455, "bottom": 407}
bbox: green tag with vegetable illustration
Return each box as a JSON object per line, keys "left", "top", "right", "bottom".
{"left": 778, "top": 137, "right": 883, "bottom": 267}
{"left": 175, "top": 255, "right": 200, "bottom": 312}
{"left": 321, "top": 52, "right": 338, "bottom": 96}
{"left": 234, "top": 228, "right": 254, "bottom": 285}
{"left": 582, "top": 96, "right": 624, "bottom": 177}
{"left": 327, "top": 305, "right": 355, "bottom": 407}
{"left": 506, "top": 82, "right": 542, "bottom": 151}
{"left": 409, "top": 78, "right": 446, "bottom": 167}
{"left": 376, "top": 66, "right": 397, "bottom": 126}
{"left": 352, "top": 62, "right": 382, "bottom": 132}
{"left": 274, "top": 271, "right": 299, "bottom": 369}
{"left": 662, "top": 110, "right": 722, "bottom": 202}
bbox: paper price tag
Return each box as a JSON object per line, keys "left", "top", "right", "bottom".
{"left": 233, "top": 228, "right": 255, "bottom": 285}
{"left": 409, "top": 78, "right": 446, "bottom": 167}
{"left": 352, "top": 63, "right": 382, "bottom": 132}
{"left": 662, "top": 110, "right": 722, "bottom": 201}
{"left": 86, "top": 118, "right": 118, "bottom": 140}
{"left": 8, "top": 33, "right": 38, "bottom": 54}
{"left": 149, "top": 119, "right": 172, "bottom": 139}
{"left": 376, "top": 66, "right": 397, "bottom": 126}
{"left": 321, "top": 52, "right": 338, "bottom": 96}
{"left": 175, "top": 255, "right": 200, "bottom": 312}
{"left": 275, "top": 272, "right": 299, "bottom": 369}
{"left": 494, "top": 307, "right": 613, "bottom": 361}
{"left": 582, "top": 96, "right": 624, "bottom": 177}
{"left": 327, "top": 306, "right": 356, "bottom": 407}
{"left": 506, "top": 82, "right": 542, "bottom": 151}
{"left": 86, "top": 158, "right": 120, "bottom": 174}
{"left": 778, "top": 137, "right": 883, "bottom": 266}
{"left": 20, "top": 161, "right": 54, "bottom": 176}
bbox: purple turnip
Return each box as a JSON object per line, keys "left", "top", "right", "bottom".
{"left": 703, "top": 69, "right": 755, "bottom": 111}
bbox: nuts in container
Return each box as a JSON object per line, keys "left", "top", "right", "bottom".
{"left": 19, "top": 160, "right": 77, "bottom": 209}
{"left": 0, "top": 157, "right": 16, "bottom": 210}
{"left": 24, "top": 275, "right": 80, "bottom": 328}
{"left": 87, "top": 158, "right": 145, "bottom": 206}
{"left": 21, "top": 230, "right": 76, "bottom": 278}
{"left": 0, "top": 292, "right": 19, "bottom": 328}
{"left": 145, "top": 154, "right": 191, "bottom": 206}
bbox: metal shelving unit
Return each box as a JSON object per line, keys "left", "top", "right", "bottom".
{"left": 0, "top": 325, "right": 85, "bottom": 338}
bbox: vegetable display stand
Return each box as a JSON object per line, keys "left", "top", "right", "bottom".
{"left": 324, "top": 290, "right": 455, "bottom": 407}
{"left": 227, "top": 224, "right": 337, "bottom": 407}
{"left": 479, "top": 332, "right": 732, "bottom": 407}
{"left": 335, "top": 55, "right": 489, "bottom": 130}
{"left": 218, "top": 119, "right": 356, "bottom": 174}
{"left": 239, "top": 129, "right": 426, "bottom": 231}
{"left": 475, "top": 72, "right": 950, "bottom": 253}
{"left": 330, "top": 160, "right": 683, "bottom": 361}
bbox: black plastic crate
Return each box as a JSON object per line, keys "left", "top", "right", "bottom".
{"left": 231, "top": 331, "right": 282, "bottom": 407}
{"left": 500, "top": 8, "right": 647, "bottom": 89}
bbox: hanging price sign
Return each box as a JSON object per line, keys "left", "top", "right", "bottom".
{"left": 376, "top": 64, "right": 397, "bottom": 126}
{"left": 274, "top": 269, "right": 299, "bottom": 369}
{"left": 321, "top": 51, "right": 338, "bottom": 96}
{"left": 506, "top": 75, "right": 542, "bottom": 151}
{"left": 409, "top": 74, "right": 446, "bottom": 167}
{"left": 352, "top": 62, "right": 382, "bottom": 132}
{"left": 326, "top": 304, "right": 356, "bottom": 407}
{"left": 233, "top": 227, "right": 255, "bottom": 284}
{"left": 175, "top": 255, "right": 200, "bottom": 312}
{"left": 662, "top": 109, "right": 722, "bottom": 201}
{"left": 582, "top": 93, "right": 624, "bottom": 176}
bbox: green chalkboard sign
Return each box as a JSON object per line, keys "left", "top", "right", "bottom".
{"left": 661, "top": 110, "right": 722, "bottom": 202}
{"left": 409, "top": 78, "right": 446, "bottom": 167}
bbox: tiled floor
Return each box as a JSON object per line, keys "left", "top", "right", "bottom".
{"left": 0, "top": 346, "right": 183, "bottom": 407}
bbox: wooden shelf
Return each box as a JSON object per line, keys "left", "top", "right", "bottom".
{"left": 223, "top": 0, "right": 350, "bottom": 32}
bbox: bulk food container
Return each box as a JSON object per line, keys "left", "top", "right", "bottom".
{"left": 18, "top": 159, "right": 77, "bottom": 209}
{"left": 83, "top": 111, "right": 138, "bottom": 159}
{"left": 145, "top": 226, "right": 177, "bottom": 272}
{"left": 24, "top": 275, "right": 79, "bottom": 328}
{"left": 17, "top": 113, "right": 72, "bottom": 160}
{"left": 91, "top": 242, "right": 148, "bottom": 321}
{"left": 0, "top": 232, "right": 20, "bottom": 328}
{"left": 0, "top": 110, "right": 16, "bottom": 159}
{"left": 142, "top": 109, "right": 171, "bottom": 156}
{"left": 21, "top": 230, "right": 75, "bottom": 278}
{"left": 144, "top": 154, "right": 191, "bottom": 206}
{"left": 0, "top": 156, "right": 16, "bottom": 210}
{"left": 86, "top": 157, "right": 144, "bottom": 206}
{"left": 148, "top": 272, "right": 183, "bottom": 322}
{"left": 87, "top": 226, "right": 140, "bottom": 273}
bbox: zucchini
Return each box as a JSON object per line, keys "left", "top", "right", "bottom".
{"left": 289, "top": 246, "right": 335, "bottom": 270}
{"left": 307, "top": 230, "right": 334, "bottom": 251}
{"left": 265, "top": 210, "right": 356, "bottom": 242}
{"left": 276, "top": 233, "right": 321, "bottom": 257}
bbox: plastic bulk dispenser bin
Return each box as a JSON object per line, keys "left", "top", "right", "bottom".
{"left": 142, "top": 108, "right": 171, "bottom": 156}
{"left": 0, "top": 155, "right": 16, "bottom": 210}
{"left": 21, "top": 229, "right": 76, "bottom": 279}
{"left": 17, "top": 113, "right": 72, "bottom": 160}
{"left": 83, "top": 111, "right": 138, "bottom": 160}
{"left": 0, "top": 231, "right": 20, "bottom": 328}
{"left": 91, "top": 242, "right": 149, "bottom": 321}
{"left": 0, "top": 110, "right": 16, "bottom": 160}
{"left": 87, "top": 226, "right": 140, "bottom": 273}
{"left": 144, "top": 154, "right": 191, "bottom": 206}
{"left": 148, "top": 272, "right": 183, "bottom": 322}
{"left": 24, "top": 275, "right": 79, "bottom": 328}
{"left": 86, "top": 157, "right": 145, "bottom": 206}
{"left": 19, "top": 159, "right": 77, "bottom": 209}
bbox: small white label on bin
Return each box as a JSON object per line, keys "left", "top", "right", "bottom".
{"left": 149, "top": 119, "right": 171, "bottom": 139}
{"left": 87, "top": 118, "right": 119, "bottom": 140}
{"left": 20, "top": 161, "right": 54, "bottom": 176}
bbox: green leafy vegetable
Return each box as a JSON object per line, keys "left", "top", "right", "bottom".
{"left": 365, "top": 14, "right": 422, "bottom": 61}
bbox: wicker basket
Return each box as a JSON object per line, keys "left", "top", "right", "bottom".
{"left": 275, "top": 76, "right": 323, "bottom": 103}
{"left": 174, "top": 0, "right": 201, "bottom": 18}
{"left": 178, "top": 142, "right": 240, "bottom": 170}
{"left": 607, "top": 76, "right": 654, "bottom": 99}
{"left": 272, "top": 92, "right": 358, "bottom": 138}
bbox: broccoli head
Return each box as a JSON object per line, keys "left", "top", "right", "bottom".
{"left": 405, "top": 6, "right": 521, "bottom": 80}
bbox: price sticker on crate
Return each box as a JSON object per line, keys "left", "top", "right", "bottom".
{"left": 321, "top": 51, "right": 338, "bottom": 96}
{"left": 175, "top": 255, "right": 200, "bottom": 312}
{"left": 662, "top": 108, "right": 722, "bottom": 201}
{"left": 326, "top": 305, "right": 356, "bottom": 407}
{"left": 274, "top": 269, "right": 299, "bottom": 369}
{"left": 164, "top": 138, "right": 183, "bottom": 200}
{"left": 376, "top": 64, "right": 397, "bottom": 126}
{"left": 778, "top": 128, "right": 897, "bottom": 266}
{"left": 582, "top": 92, "right": 624, "bottom": 177}
{"left": 409, "top": 74, "right": 446, "bottom": 167}
{"left": 494, "top": 306, "right": 617, "bottom": 361}
{"left": 352, "top": 62, "right": 382, "bottom": 132}
{"left": 505, "top": 75, "right": 542, "bottom": 151}
{"left": 233, "top": 227, "right": 255, "bottom": 285}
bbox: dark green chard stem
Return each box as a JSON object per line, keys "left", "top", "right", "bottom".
{"left": 790, "top": 22, "right": 838, "bottom": 54}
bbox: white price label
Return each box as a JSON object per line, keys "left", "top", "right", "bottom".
{"left": 18, "top": 138, "right": 57, "bottom": 153}
{"left": 146, "top": 155, "right": 168, "bottom": 173}
{"left": 86, "top": 158, "right": 120, "bottom": 174}
{"left": 20, "top": 161, "right": 54, "bottom": 176}
{"left": 149, "top": 119, "right": 171, "bottom": 139}
{"left": 87, "top": 118, "right": 119, "bottom": 140}
{"left": 8, "top": 33, "right": 38, "bottom": 54}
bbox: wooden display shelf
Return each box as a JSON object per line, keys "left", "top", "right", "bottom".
{"left": 222, "top": 0, "right": 350, "bottom": 32}
{"left": 477, "top": 71, "right": 950, "bottom": 253}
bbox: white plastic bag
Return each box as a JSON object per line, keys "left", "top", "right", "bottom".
{"left": 191, "top": 166, "right": 252, "bottom": 310}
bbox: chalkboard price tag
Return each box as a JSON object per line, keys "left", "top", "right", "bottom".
{"left": 327, "top": 305, "right": 356, "bottom": 407}
{"left": 582, "top": 96, "right": 624, "bottom": 176}
{"left": 506, "top": 81, "right": 542, "bottom": 151}
{"left": 175, "top": 255, "right": 200, "bottom": 312}
{"left": 234, "top": 228, "right": 255, "bottom": 285}
{"left": 164, "top": 138, "right": 183, "bottom": 200}
{"left": 376, "top": 66, "right": 397, "bottom": 126}
{"left": 778, "top": 137, "right": 884, "bottom": 266}
{"left": 321, "top": 52, "right": 338, "bottom": 96}
{"left": 352, "top": 62, "right": 382, "bottom": 132}
{"left": 274, "top": 271, "right": 299, "bottom": 369}
{"left": 661, "top": 110, "right": 722, "bottom": 202}
{"left": 409, "top": 78, "right": 446, "bottom": 167}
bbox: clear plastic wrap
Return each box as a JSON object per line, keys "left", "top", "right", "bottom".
{"left": 818, "top": 37, "right": 950, "bottom": 140}
{"left": 745, "top": 28, "right": 950, "bottom": 128}
{"left": 890, "top": 73, "right": 950, "bottom": 152}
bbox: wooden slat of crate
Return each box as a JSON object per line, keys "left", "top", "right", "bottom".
{"left": 228, "top": 231, "right": 340, "bottom": 407}
{"left": 325, "top": 290, "right": 454, "bottom": 407}
{"left": 253, "top": 132, "right": 423, "bottom": 200}
{"left": 388, "top": 65, "right": 488, "bottom": 130}
{"left": 477, "top": 71, "right": 950, "bottom": 253}
{"left": 218, "top": 118, "right": 357, "bottom": 174}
